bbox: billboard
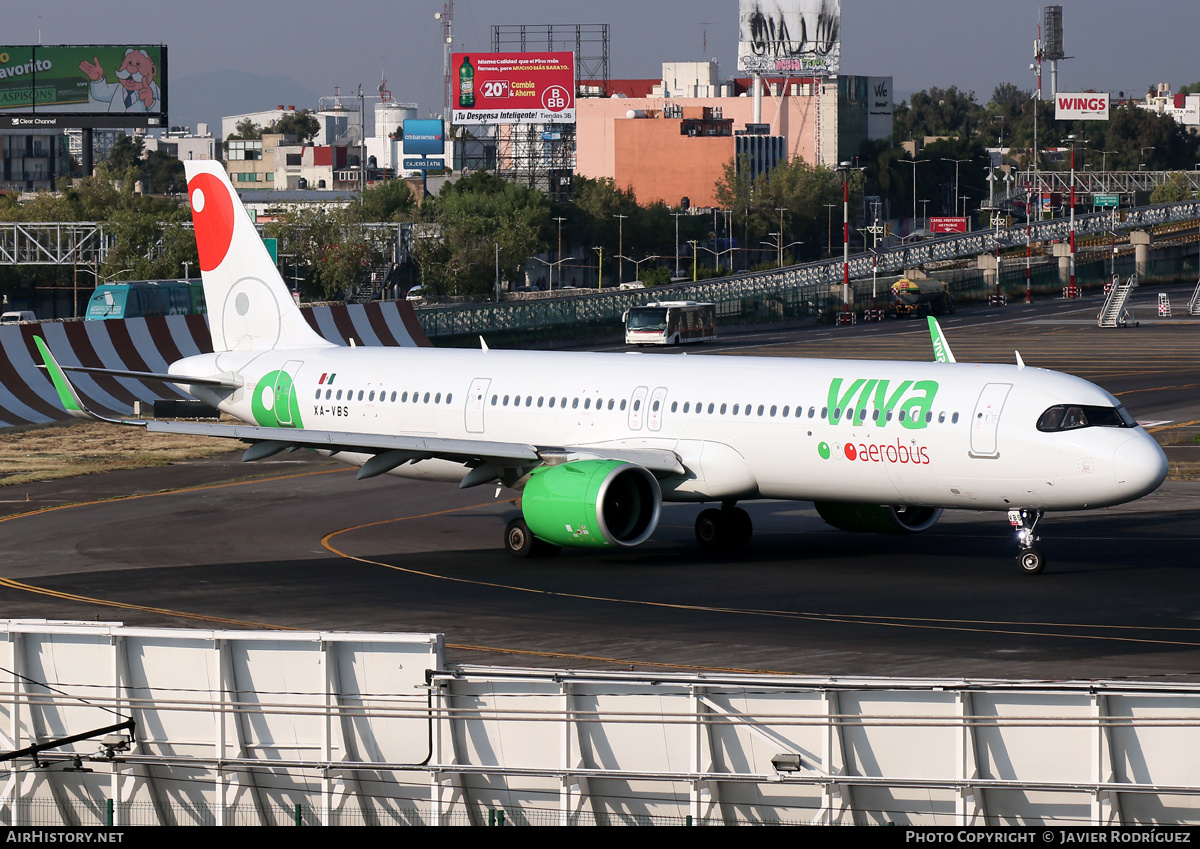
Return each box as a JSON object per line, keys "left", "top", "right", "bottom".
{"left": 451, "top": 52, "right": 574, "bottom": 125}
{"left": 1055, "top": 92, "right": 1109, "bottom": 121}
{"left": 0, "top": 45, "right": 167, "bottom": 128}
{"left": 928, "top": 217, "right": 968, "bottom": 234}
{"left": 737, "top": 0, "right": 840, "bottom": 76}
{"left": 403, "top": 119, "right": 445, "bottom": 155}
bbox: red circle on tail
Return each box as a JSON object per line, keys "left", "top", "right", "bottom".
{"left": 188, "top": 172, "right": 235, "bottom": 271}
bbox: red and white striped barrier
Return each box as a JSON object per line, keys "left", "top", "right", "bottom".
{"left": 0, "top": 302, "right": 430, "bottom": 428}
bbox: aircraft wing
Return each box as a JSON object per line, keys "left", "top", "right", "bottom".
{"left": 37, "top": 335, "right": 684, "bottom": 482}
{"left": 145, "top": 419, "right": 685, "bottom": 481}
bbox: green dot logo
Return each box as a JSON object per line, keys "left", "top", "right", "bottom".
{"left": 817, "top": 442, "right": 830, "bottom": 459}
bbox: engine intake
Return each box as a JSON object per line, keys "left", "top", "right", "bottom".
{"left": 814, "top": 502, "right": 943, "bottom": 534}
{"left": 522, "top": 460, "right": 661, "bottom": 549}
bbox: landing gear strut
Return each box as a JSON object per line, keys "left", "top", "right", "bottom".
{"left": 1009, "top": 508, "right": 1045, "bottom": 575}
{"left": 695, "top": 503, "right": 753, "bottom": 551}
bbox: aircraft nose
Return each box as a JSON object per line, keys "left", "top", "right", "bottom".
{"left": 1113, "top": 433, "right": 1168, "bottom": 498}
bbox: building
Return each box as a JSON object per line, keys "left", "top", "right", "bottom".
{"left": 1137, "top": 84, "right": 1200, "bottom": 132}
{"left": 575, "top": 62, "right": 892, "bottom": 209}
{"left": 143, "top": 124, "right": 217, "bottom": 161}
{"left": 221, "top": 106, "right": 351, "bottom": 149}
{"left": 1, "top": 130, "right": 72, "bottom": 191}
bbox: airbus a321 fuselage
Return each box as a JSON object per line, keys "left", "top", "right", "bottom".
{"left": 37, "top": 161, "right": 1168, "bottom": 574}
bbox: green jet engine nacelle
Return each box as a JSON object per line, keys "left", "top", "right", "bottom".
{"left": 522, "top": 460, "right": 661, "bottom": 549}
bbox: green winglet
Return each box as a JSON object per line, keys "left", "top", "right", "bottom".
{"left": 927, "top": 316, "right": 956, "bottom": 364}
{"left": 34, "top": 336, "right": 90, "bottom": 419}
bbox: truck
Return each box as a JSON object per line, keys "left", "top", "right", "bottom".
{"left": 624, "top": 301, "right": 717, "bottom": 346}
{"left": 889, "top": 279, "right": 954, "bottom": 318}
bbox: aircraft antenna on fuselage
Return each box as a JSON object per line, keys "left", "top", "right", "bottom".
{"left": 183, "top": 161, "right": 333, "bottom": 354}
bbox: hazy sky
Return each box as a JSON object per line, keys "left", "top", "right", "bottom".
{"left": 9, "top": 0, "right": 1200, "bottom": 131}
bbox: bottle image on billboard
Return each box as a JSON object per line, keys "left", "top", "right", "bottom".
{"left": 459, "top": 56, "right": 474, "bottom": 108}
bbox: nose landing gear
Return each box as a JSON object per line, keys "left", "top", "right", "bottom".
{"left": 1009, "top": 508, "right": 1045, "bottom": 574}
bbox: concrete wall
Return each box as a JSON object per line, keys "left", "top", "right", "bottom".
{"left": 0, "top": 301, "right": 430, "bottom": 428}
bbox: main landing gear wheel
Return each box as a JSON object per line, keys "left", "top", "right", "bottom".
{"left": 694, "top": 505, "right": 753, "bottom": 551}
{"left": 1018, "top": 548, "right": 1045, "bottom": 575}
{"left": 1008, "top": 508, "right": 1047, "bottom": 575}
{"left": 504, "top": 518, "right": 560, "bottom": 559}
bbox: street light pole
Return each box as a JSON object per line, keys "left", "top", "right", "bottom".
{"left": 898, "top": 159, "right": 925, "bottom": 237}
{"left": 613, "top": 214, "right": 627, "bottom": 285}
{"left": 553, "top": 216, "right": 566, "bottom": 290}
{"left": 942, "top": 157, "right": 969, "bottom": 217}
{"left": 671, "top": 211, "right": 686, "bottom": 278}
{"left": 823, "top": 203, "right": 836, "bottom": 256}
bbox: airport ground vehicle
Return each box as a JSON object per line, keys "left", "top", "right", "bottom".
{"left": 624, "top": 301, "right": 717, "bottom": 345}
{"left": 85, "top": 281, "right": 205, "bottom": 320}
{"left": 890, "top": 279, "right": 954, "bottom": 318}
{"left": 36, "top": 162, "right": 1169, "bottom": 575}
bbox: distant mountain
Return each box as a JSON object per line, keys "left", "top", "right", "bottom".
{"left": 167, "top": 70, "right": 321, "bottom": 135}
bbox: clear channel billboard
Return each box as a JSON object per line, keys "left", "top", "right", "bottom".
{"left": 0, "top": 45, "right": 167, "bottom": 129}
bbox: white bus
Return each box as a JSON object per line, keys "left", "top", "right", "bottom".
{"left": 624, "top": 301, "right": 717, "bottom": 346}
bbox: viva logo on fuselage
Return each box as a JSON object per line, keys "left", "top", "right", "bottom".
{"left": 252, "top": 369, "right": 304, "bottom": 429}
{"left": 826, "top": 377, "right": 938, "bottom": 429}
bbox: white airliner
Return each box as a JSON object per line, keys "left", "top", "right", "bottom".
{"left": 37, "top": 161, "right": 1168, "bottom": 574}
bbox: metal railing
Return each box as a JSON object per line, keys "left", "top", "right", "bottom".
{"left": 415, "top": 199, "right": 1200, "bottom": 337}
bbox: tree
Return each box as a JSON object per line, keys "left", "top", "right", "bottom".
{"left": 107, "top": 133, "right": 144, "bottom": 172}
{"left": 267, "top": 109, "right": 321, "bottom": 142}
{"left": 350, "top": 178, "right": 415, "bottom": 223}
{"left": 894, "top": 87, "right": 986, "bottom": 142}
{"left": 1150, "top": 172, "right": 1196, "bottom": 204}
{"left": 228, "top": 118, "right": 263, "bottom": 140}
{"left": 715, "top": 155, "right": 849, "bottom": 264}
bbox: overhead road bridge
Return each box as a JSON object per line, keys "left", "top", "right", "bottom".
{"left": 0, "top": 222, "right": 407, "bottom": 268}
{"left": 414, "top": 199, "right": 1200, "bottom": 339}
{"left": 1014, "top": 170, "right": 1200, "bottom": 195}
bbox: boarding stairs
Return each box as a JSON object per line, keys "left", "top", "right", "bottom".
{"left": 1188, "top": 277, "right": 1200, "bottom": 315}
{"left": 1098, "top": 274, "right": 1138, "bottom": 328}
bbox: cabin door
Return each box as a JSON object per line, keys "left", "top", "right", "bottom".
{"left": 465, "top": 378, "right": 491, "bottom": 434}
{"left": 969, "top": 383, "right": 1012, "bottom": 458}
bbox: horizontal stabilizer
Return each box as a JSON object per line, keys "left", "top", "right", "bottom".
{"left": 47, "top": 363, "right": 241, "bottom": 389}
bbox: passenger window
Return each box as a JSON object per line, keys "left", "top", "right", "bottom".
{"left": 633, "top": 399, "right": 641, "bottom": 411}
{"left": 717, "top": 403, "right": 724, "bottom": 414}
{"left": 549, "top": 397, "right": 556, "bottom": 408}
{"left": 952, "top": 412, "right": 959, "bottom": 424}
{"left": 538, "top": 397, "right": 544, "bottom": 407}
{"left": 490, "top": 394, "right": 497, "bottom": 406}
{"left": 938, "top": 411, "right": 945, "bottom": 423}
{"left": 514, "top": 396, "right": 522, "bottom": 407}
{"left": 653, "top": 400, "right": 660, "bottom": 412}
{"left": 898, "top": 410, "right": 906, "bottom": 421}
{"left": 314, "top": 389, "right": 321, "bottom": 400}
{"left": 391, "top": 392, "right": 397, "bottom": 402}
{"left": 872, "top": 409, "right": 880, "bottom": 421}
{"left": 358, "top": 390, "right": 364, "bottom": 401}
{"left": 446, "top": 393, "right": 453, "bottom": 404}
{"left": 733, "top": 404, "right": 740, "bottom": 415}
{"left": 620, "top": 399, "right": 627, "bottom": 410}
{"left": 326, "top": 389, "right": 332, "bottom": 400}
{"left": 503, "top": 395, "right": 509, "bottom": 406}
{"left": 607, "top": 399, "right": 614, "bottom": 410}
{"left": 423, "top": 392, "right": 430, "bottom": 403}
{"left": 673, "top": 402, "right": 680, "bottom": 413}
{"left": 436, "top": 393, "right": 442, "bottom": 404}
{"left": 683, "top": 402, "right": 690, "bottom": 413}
{"left": 572, "top": 398, "right": 579, "bottom": 409}
{"left": 585, "top": 398, "right": 592, "bottom": 409}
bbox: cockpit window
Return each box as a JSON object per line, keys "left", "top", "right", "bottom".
{"left": 1037, "top": 404, "right": 1137, "bottom": 432}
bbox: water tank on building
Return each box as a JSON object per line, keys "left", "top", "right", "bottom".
{"left": 626, "top": 109, "right": 646, "bottom": 119}
{"left": 298, "top": 177, "right": 308, "bottom": 189}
